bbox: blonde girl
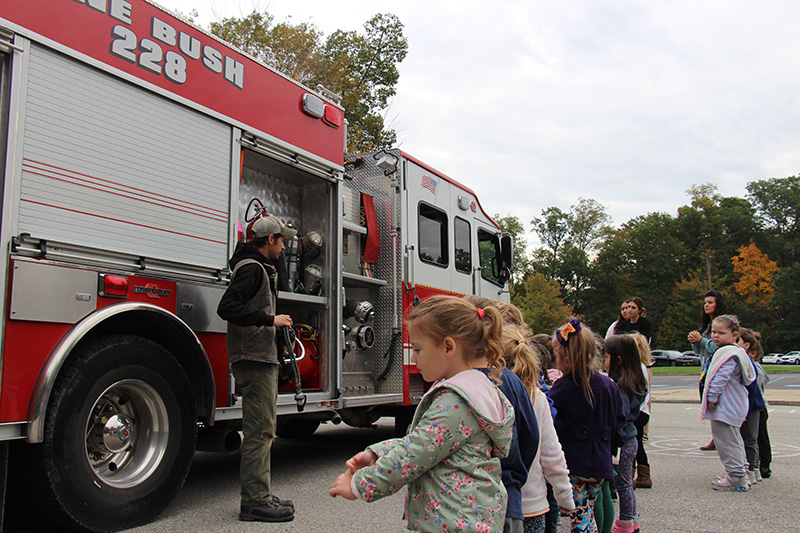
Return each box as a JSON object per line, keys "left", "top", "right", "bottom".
{"left": 701, "top": 315, "right": 756, "bottom": 492}
{"left": 462, "top": 297, "right": 540, "bottom": 532}
{"left": 548, "top": 319, "right": 626, "bottom": 533}
{"left": 502, "top": 326, "right": 575, "bottom": 533}
{"left": 330, "top": 295, "right": 515, "bottom": 532}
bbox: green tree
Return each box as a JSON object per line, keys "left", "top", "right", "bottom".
{"left": 570, "top": 197, "right": 612, "bottom": 253}
{"left": 209, "top": 11, "right": 407, "bottom": 153}
{"left": 531, "top": 207, "right": 570, "bottom": 277}
{"left": 493, "top": 214, "right": 531, "bottom": 292}
{"left": 513, "top": 273, "right": 573, "bottom": 334}
{"left": 319, "top": 14, "right": 408, "bottom": 153}
{"left": 657, "top": 272, "right": 712, "bottom": 349}
{"left": 746, "top": 175, "right": 800, "bottom": 266}
{"left": 770, "top": 264, "right": 800, "bottom": 350}
{"left": 529, "top": 199, "right": 611, "bottom": 316}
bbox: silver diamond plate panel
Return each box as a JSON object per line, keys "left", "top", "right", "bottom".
{"left": 341, "top": 150, "right": 404, "bottom": 396}
{"left": 239, "top": 150, "right": 335, "bottom": 395}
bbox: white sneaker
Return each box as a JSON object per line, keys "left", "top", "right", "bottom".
{"left": 712, "top": 475, "right": 749, "bottom": 492}
{"left": 755, "top": 470, "right": 763, "bottom": 482}
{"left": 747, "top": 471, "right": 758, "bottom": 484}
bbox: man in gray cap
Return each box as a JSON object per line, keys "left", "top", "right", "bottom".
{"left": 217, "top": 214, "right": 298, "bottom": 522}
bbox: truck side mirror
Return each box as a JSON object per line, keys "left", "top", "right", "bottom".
{"left": 499, "top": 235, "right": 514, "bottom": 285}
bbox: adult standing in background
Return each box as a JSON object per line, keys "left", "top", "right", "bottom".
{"left": 606, "top": 300, "right": 630, "bottom": 339}
{"left": 688, "top": 290, "right": 728, "bottom": 368}
{"left": 687, "top": 290, "right": 728, "bottom": 452}
{"left": 619, "top": 297, "right": 652, "bottom": 343}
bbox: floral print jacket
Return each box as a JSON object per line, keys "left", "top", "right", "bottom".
{"left": 351, "top": 369, "right": 515, "bottom": 532}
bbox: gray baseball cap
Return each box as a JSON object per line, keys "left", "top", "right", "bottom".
{"left": 248, "top": 215, "right": 297, "bottom": 241}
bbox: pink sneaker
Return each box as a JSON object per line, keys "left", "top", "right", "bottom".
{"left": 612, "top": 519, "right": 637, "bottom": 533}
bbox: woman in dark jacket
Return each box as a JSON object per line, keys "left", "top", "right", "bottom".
{"left": 687, "top": 290, "right": 728, "bottom": 451}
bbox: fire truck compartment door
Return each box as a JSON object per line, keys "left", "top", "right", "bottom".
{"left": 16, "top": 44, "right": 231, "bottom": 270}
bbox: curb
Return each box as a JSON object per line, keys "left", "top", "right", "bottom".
{"left": 652, "top": 398, "right": 800, "bottom": 406}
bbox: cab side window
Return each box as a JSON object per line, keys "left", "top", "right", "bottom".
{"left": 454, "top": 217, "right": 471, "bottom": 274}
{"left": 418, "top": 203, "right": 448, "bottom": 267}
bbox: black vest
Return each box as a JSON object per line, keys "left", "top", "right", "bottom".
{"left": 226, "top": 259, "right": 278, "bottom": 365}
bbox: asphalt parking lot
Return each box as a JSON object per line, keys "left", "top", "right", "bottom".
{"left": 7, "top": 376, "right": 800, "bottom": 532}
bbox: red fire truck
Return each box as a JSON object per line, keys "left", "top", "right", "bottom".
{"left": 0, "top": 1, "right": 513, "bottom": 531}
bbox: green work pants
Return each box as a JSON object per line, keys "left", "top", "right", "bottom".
{"left": 232, "top": 360, "right": 279, "bottom": 506}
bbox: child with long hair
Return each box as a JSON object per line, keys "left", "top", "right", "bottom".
{"left": 701, "top": 315, "right": 756, "bottom": 492}
{"left": 549, "top": 319, "right": 626, "bottom": 533}
{"left": 604, "top": 335, "right": 648, "bottom": 533}
{"left": 737, "top": 327, "right": 767, "bottom": 485}
{"left": 329, "top": 295, "right": 515, "bottom": 532}
{"left": 502, "top": 326, "right": 575, "bottom": 533}
{"left": 630, "top": 333, "right": 653, "bottom": 489}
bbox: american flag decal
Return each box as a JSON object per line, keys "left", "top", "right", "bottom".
{"left": 421, "top": 175, "right": 437, "bottom": 194}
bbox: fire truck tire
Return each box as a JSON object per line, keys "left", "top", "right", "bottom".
{"left": 10, "top": 335, "right": 196, "bottom": 532}
{"left": 276, "top": 418, "right": 321, "bottom": 438}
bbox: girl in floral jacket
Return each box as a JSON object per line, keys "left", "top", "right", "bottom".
{"left": 330, "top": 295, "right": 515, "bottom": 532}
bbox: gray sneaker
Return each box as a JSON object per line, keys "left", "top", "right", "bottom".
{"left": 240, "top": 499, "right": 295, "bottom": 522}
{"left": 712, "top": 475, "right": 749, "bottom": 492}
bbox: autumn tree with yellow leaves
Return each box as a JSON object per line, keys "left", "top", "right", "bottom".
{"left": 731, "top": 241, "right": 779, "bottom": 306}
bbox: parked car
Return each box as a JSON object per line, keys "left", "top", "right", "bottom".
{"left": 680, "top": 351, "right": 702, "bottom": 366}
{"left": 779, "top": 351, "right": 800, "bottom": 365}
{"left": 762, "top": 353, "right": 783, "bottom": 364}
{"left": 651, "top": 350, "right": 697, "bottom": 367}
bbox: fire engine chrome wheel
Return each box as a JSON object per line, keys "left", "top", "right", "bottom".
{"left": 9, "top": 335, "right": 197, "bottom": 532}
{"left": 85, "top": 379, "right": 170, "bottom": 489}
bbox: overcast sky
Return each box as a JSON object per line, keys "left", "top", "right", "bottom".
{"left": 156, "top": 0, "right": 800, "bottom": 248}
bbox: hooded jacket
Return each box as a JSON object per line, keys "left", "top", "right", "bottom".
{"left": 217, "top": 242, "right": 279, "bottom": 364}
{"left": 701, "top": 344, "right": 756, "bottom": 426}
{"left": 351, "top": 369, "right": 514, "bottom": 532}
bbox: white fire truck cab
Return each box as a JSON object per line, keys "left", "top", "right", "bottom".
{"left": 0, "top": 1, "right": 513, "bottom": 531}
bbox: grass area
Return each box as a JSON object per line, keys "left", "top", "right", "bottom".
{"left": 651, "top": 364, "right": 797, "bottom": 375}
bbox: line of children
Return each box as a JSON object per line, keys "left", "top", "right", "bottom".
{"left": 332, "top": 296, "right": 778, "bottom": 531}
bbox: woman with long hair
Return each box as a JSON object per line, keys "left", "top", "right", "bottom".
{"left": 606, "top": 300, "right": 630, "bottom": 339}
{"left": 688, "top": 290, "right": 728, "bottom": 367}
{"left": 687, "top": 290, "right": 728, "bottom": 451}
{"left": 618, "top": 297, "right": 652, "bottom": 343}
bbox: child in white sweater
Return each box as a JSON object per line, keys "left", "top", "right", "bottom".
{"left": 502, "top": 326, "right": 575, "bottom": 532}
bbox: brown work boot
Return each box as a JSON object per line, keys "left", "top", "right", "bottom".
{"left": 634, "top": 464, "right": 652, "bottom": 489}
{"left": 700, "top": 439, "right": 716, "bottom": 451}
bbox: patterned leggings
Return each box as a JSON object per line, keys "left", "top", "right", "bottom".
{"left": 523, "top": 514, "right": 546, "bottom": 533}
{"left": 569, "top": 476, "right": 602, "bottom": 533}
{"left": 616, "top": 438, "right": 638, "bottom": 522}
